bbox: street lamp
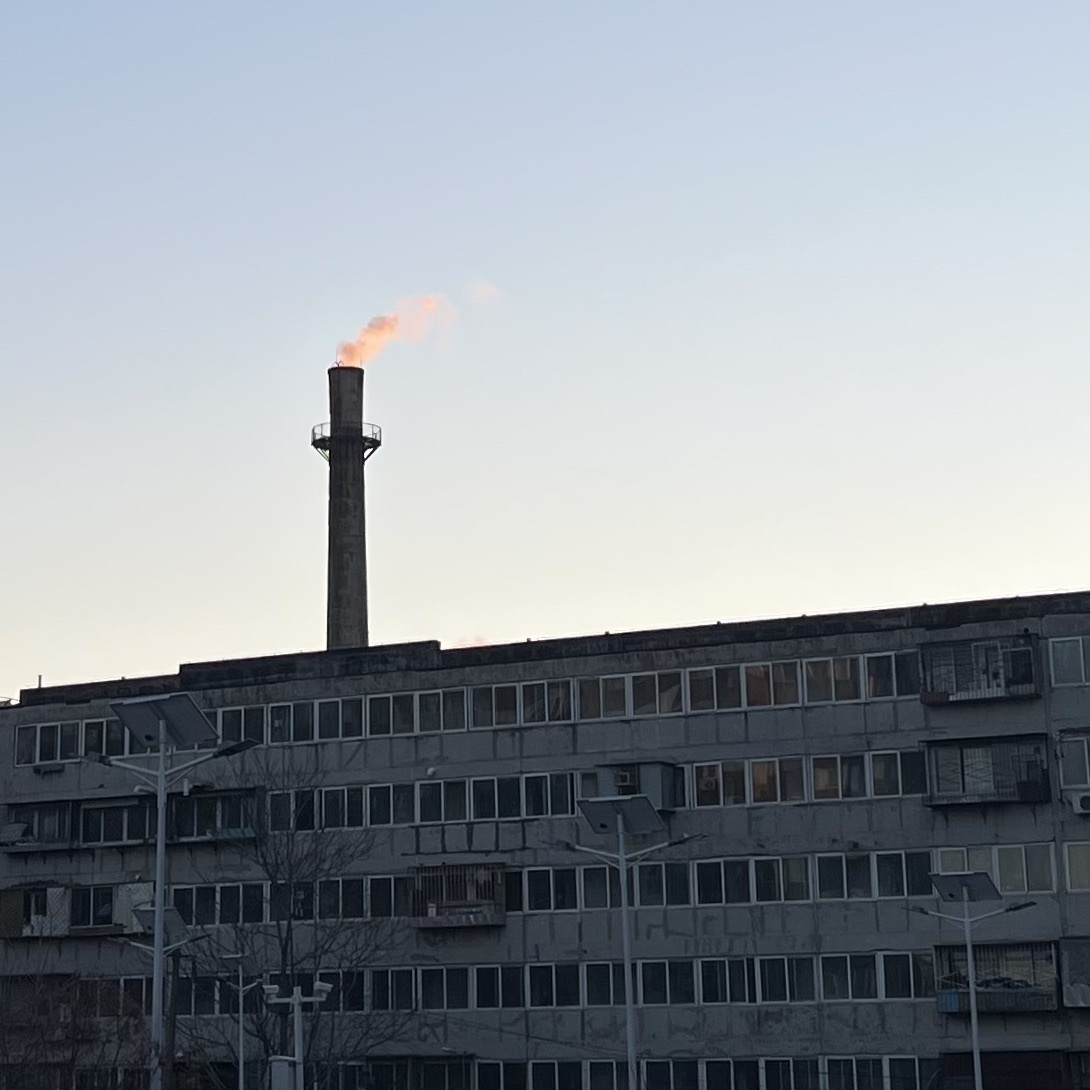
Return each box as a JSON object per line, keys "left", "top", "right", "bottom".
{"left": 263, "top": 981, "right": 334, "bottom": 1090}
{"left": 92, "top": 692, "right": 257, "bottom": 1090}
{"left": 222, "top": 953, "right": 262, "bottom": 1090}
{"left": 914, "top": 872, "right": 1037, "bottom": 1090}
{"left": 574, "top": 795, "right": 678, "bottom": 1090}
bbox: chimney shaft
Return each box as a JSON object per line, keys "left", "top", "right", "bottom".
{"left": 321, "top": 366, "right": 375, "bottom": 649}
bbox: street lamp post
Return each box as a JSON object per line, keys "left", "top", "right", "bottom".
{"left": 916, "top": 872, "right": 1037, "bottom": 1090}
{"left": 574, "top": 795, "right": 686, "bottom": 1090}
{"left": 91, "top": 693, "right": 257, "bottom": 1090}
{"left": 263, "top": 982, "right": 334, "bottom": 1090}
{"left": 222, "top": 954, "right": 262, "bottom": 1090}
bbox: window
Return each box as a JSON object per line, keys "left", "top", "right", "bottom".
{"left": 582, "top": 866, "right": 621, "bottom": 909}
{"left": 475, "top": 965, "right": 525, "bottom": 1009}
{"left": 371, "top": 969, "right": 414, "bottom": 1010}
{"left": 15, "top": 721, "right": 100, "bottom": 765}
{"left": 811, "top": 754, "right": 866, "bottom": 800}
{"left": 937, "top": 843, "right": 1054, "bottom": 893}
{"left": 81, "top": 804, "right": 151, "bottom": 845}
{"left": 821, "top": 953, "right": 932, "bottom": 1001}
{"left": 1050, "top": 636, "right": 1090, "bottom": 686}
{"left": 876, "top": 851, "right": 933, "bottom": 897}
{"left": 700, "top": 957, "right": 814, "bottom": 1004}
{"left": 470, "top": 774, "right": 574, "bottom": 820}
{"left": 631, "top": 672, "right": 683, "bottom": 716}
{"left": 750, "top": 758, "right": 804, "bottom": 803}
{"left": 317, "top": 878, "right": 364, "bottom": 920}
{"left": 687, "top": 665, "right": 742, "bottom": 711}
{"left": 173, "top": 793, "right": 253, "bottom": 838}
{"left": 638, "top": 961, "right": 695, "bottom": 1005}
{"left": 220, "top": 706, "right": 266, "bottom": 745}
{"left": 321, "top": 786, "right": 365, "bottom": 828}
{"left": 525, "top": 868, "right": 578, "bottom": 911}
{"left": 577, "top": 676, "right": 628, "bottom": 720}
{"left": 1060, "top": 737, "right": 1090, "bottom": 787}
{"left": 817, "top": 854, "right": 873, "bottom": 900}
{"left": 419, "top": 967, "right": 469, "bottom": 1010}
{"left": 528, "top": 964, "right": 580, "bottom": 1007}
{"left": 870, "top": 751, "right": 927, "bottom": 796}
{"left": 585, "top": 963, "right": 627, "bottom": 1006}
{"left": 520, "top": 680, "right": 572, "bottom": 723}
{"left": 694, "top": 760, "right": 747, "bottom": 806}
{"left": 11, "top": 802, "right": 71, "bottom": 843}
{"left": 863, "top": 651, "right": 921, "bottom": 699}
{"left": 71, "top": 886, "right": 114, "bottom": 928}
{"left": 366, "top": 783, "right": 416, "bottom": 826}
{"left": 417, "top": 780, "right": 467, "bottom": 824}
{"left": 1065, "top": 842, "right": 1090, "bottom": 891}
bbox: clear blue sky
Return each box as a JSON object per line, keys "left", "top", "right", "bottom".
{"left": 1, "top": 2, "right": 1087, "bottom": 699}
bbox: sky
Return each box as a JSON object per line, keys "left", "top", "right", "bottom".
{"left": 1, "top": 2, "right": 1087, "bottom": 700}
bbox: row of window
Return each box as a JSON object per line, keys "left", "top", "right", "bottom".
{"left": 166, "top": 843, "right": 1063, "bottom": 928}
{"left": 12, "top": 638, "right": 1086, "bottom": 765}
{"left": 474, "top": 1056, "right": 938, "bottom": 1090}
{"left": 159, "top": 953, "right": 936, "bottom": 1016}
{"left": 694, "top": 750, "right": 924, "bottom": 807}
{"left": 0, "top": 1057, "right": 941, "bottom": 1090}
{"left": 9, "top": 792, "right": 254, "bottom": 848}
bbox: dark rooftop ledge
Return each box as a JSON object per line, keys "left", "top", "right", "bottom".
{"left": 12, "top": 591, "right": 1089, "bottom": 708}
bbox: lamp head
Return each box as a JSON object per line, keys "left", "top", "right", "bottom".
{"left": 314, "top": 981, "right": 334, "bottom": 997}
{"left": 262, "top": 984, "right": 279, "bottom": 998}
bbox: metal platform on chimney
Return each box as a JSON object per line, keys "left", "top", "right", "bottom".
{"left": 310, "top": 421, "right": 383, "bottom": 462}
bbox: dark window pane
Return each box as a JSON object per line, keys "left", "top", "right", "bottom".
{"left": 772, "top": 661, "right": 799, "bottom": 704}
{"left": 715, "top": 666, "right": 742, "bottom": 708}
{"left": 876, "top": 853, "right": 905, "bottom": 897}
{"left": 833, "top": 656, "right": 861, "bottom": 700}
{"left": 292, "top": 702, "right": 313, "bottom": 742}
{"left": 443, "top": 689, "right": 467, "bottom": 730}
{"left": 754, "top": 859, "right": 781, "bottom": 902}
{"left": 668, "top": 961, "right": 694, "bottom": 1003}
{"left": 760, "top": 958, "right": 787, "bottom": 1002}
{"left": 419, "top": 783, "right": 442, "bottom": 823}
{"left": 418, "top": 692, "right": 442, "bottom": 732}
{"left": 744, "top": 664, "right": 771, "bottom": 706}
{"left": 689, "top": 669, "right": 715, "bottom": 711}
{"left": 846, "top": 854, "right": 873, "bottom": 898}
{"left": 602, "top": 677, "right": 627, "bottom": 718}
{"left": 895, "top": 650, "right": 920, "bottom": 695}
{"left": 219, "top": 884, "right": 240, "bottom": 924}
{"left": 525, "top": 776, "right": 548, "bottom": 816}
{"left": 723, "top": 861, "right": 751, "bottom": 903}
{"left": 318, "top": 701, "right": 340, "bottom": 739}
{"left": 805, "top": 659, "right": 833, "bottom": 702}
{"left": 341, "top": 698, "right": 363, "bottom": 737}
{"left": 242, "top": 884, "right": 264, "bottom": 923}
{"left": 658, "top": 672, "right": 682, "bottom": 714}
{"left": 494, "top": 685, "right": 518, "bottom": 725}
{"left": 444, "top": 780, "right": 467, "bottom": 822}
{"left": 527, "top": 870, "right": 552, "bottom": 911}
{"left": 641, "top": 962, "right": 667, "bottom": 1004}
{"left": 392, "top": 694, "right": 414, "bottom": 734}
{"left": 554, "top": 868, "right": 577, "bottom": 910}
{"left": 554, "top": 964, "right": 579, "bottom": 1006}
{"left": 472, "top": 780, "right": 496, "bottom": 819}
{"left": 368, "top": 696, "right": 391, "bottom": 735}
{"left": 841, "top": 754, "right": 867, "bottom": 798}
{"left": 905, "top": 851, "right": 932, "bottom": 896}
{"left": 632, "top": 675, "right": 657, "bottom": 716}
{"left": 818, "top": 857, "right": 845, "bottom": 899}
{"left": 665, "top": 862, "right": 690, "bottom": 905}
{"left": 883, "top": 953, "right": 912, "bottom": 998}
{"left": 866, "top": 655, "right": 894, "bottom": 698}
{"left": 497, "top": 778, "right": 521, "bottom": 818}
{"left": 476, "top": 967, "right": 499, "bottom": 1008}
{"left": 392, "top": 784, "right": 414, "bottom": 824}
{"left": 872, "top": 753, "right": 901, "bottom": 796}
{"left": 472, "top": 687, "right": 494, "bottom": 728}
{"left": 822, "top": 956, "right": 849, "bottom": 999}
{"left": 521, "top": 683, "right": 546, "bottom": 724}
{"left": 547, "top": 681, "right": 571, "bottom": 721}
{"left": 269, "top": 705, "right": 290, "bottom": 743}
{"left": 369, "top": 785, "right": 391, "bottom": 825}
{"left": 851, "top": 954, "right": 877, "bottom": 999}
{"left": 578, "top": 679, "right": 601, "bottom": 720}
{"left": 900, "top": 750, "right": 927, "bottom": 794}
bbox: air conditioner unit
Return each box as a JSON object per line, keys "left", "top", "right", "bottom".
{"left": 612, "top": 767, "right": 638, "bottom": 794}
{"left": 1064, "top": 790, "right": 1090, "bottom": 815}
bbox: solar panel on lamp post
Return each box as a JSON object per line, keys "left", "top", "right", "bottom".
{"left": 913, "top": 872, "right": 1038, "bottom": 1090}
{"left": 99, "top": 693, "right": 258, "bottom": 1090}
{"left": 577, "top": 796, "right": 666, "bottom": 1090}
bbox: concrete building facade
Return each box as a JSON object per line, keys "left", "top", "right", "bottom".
{"left": 1, "top": 591, "right": 1088, "bottom": 1090}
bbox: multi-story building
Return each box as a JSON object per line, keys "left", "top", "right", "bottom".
{"left": 1, "top": 591, "right": 1088, "bottom": 1090}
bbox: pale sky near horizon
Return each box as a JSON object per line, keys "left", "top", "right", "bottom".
{"left": 1, "top": 2, "right": 1087, "bottom": 701}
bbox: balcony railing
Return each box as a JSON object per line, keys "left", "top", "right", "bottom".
{"left": 937, "top": 987, "right": 1059, "bottom": 1014}
{"left": 920, "top": 636, "right": 1038, "bottom": 704}
{"left": 410, "top": 864, "right": 506, "bottom": 929}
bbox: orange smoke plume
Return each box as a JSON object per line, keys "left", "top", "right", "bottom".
{"left": 336, "top": 296, "right": 448, "bottom": 367}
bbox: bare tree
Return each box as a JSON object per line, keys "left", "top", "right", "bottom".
{"left": 171, "top": 748, "right": 414, "bottom": 1090}
{"left": 0, "top": 959, "right": 151, "bottom": 1090}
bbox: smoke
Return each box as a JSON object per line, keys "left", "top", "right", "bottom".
{"left": 336, "top": 295, "right": 451, "bottom": 367}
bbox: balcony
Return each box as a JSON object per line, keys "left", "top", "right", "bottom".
{"left": 409, "top": 864, "right": 506, "bottom": 929}
{"left": 937, "top": 987, "right": 1058, "bottom": 1014}
{"left": 936, "top": 942, "right": 1058, "bottom": 1014}
{"left": 926, "top": 735, "right": 1050, "bottom": 806}
{"left": 920, "top": 636, "right": 1038, "bottom": 704}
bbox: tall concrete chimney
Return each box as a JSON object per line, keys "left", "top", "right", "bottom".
{"left": 311, "top": 366, "right": 382, "bottom": 648}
